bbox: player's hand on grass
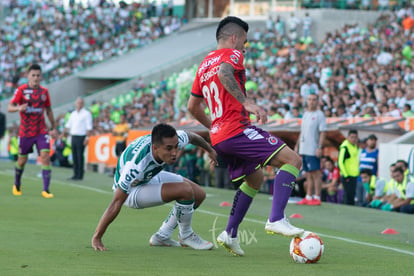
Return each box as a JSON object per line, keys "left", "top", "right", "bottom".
{"left": 92, "top": 237, "right": 107, "bottom": 251}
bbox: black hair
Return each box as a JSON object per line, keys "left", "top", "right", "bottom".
{"left": 151, "top": 123, "right": 177, "bottom": 145}
{"left": 216, "top": 16, "right": 249, "bottom": 42}
{"left": 396, "top": 159, "right": 408, "bottom": 169}
{"left": 360, "top": 168, "right": 373, "bottom": 176}
{"left": 392, "top": 166, "right": 404, "bottom": 175}
{"left": 28, "top": 63, "right": 42, "bottom": 72}
{"left": 348, "top": 129, "right": 358, "bottom": 136}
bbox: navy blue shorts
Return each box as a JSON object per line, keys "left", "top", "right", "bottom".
{"left": 301, "top": 155, "right": 321, "bottom": 172}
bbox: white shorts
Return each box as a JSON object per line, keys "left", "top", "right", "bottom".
{"left": 123, "top": 171, "right": 183, "bottom": 209}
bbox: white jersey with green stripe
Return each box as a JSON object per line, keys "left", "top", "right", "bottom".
{"left": 113, "top": 130, "right": 189, "bottom": 194}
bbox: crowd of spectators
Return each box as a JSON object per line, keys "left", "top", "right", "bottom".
{"left": 0, "top": 0, "right": 184, "bottom": 100}
{"left": 302, "top": 0, "right": 403, "bottom": 11}
{"left": 57, "top": 4, "right": 414, "bottom": 137}
{"left": 245, "top": 7, "right": 414, "bottom": 120}
{"left": 3, "top": 2, "right": 414, "bottom": 212}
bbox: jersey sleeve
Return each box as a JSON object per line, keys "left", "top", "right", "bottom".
{"left": 221, "top": 49, "right": 245, "bottom": 71}
{"left": 10, "top": 88, "right": 23, "bottom": 105}
{"left": 44, "top": 88, "right": 51, "bottom": 108}
{"left": 318, "top": 111, "right": 327, "bottom": 131}
{"left": 86, "top": 111, "right": 93, "bottom": 131}
{"left": 177, "top": 130, "right": 189, "bottom": 149}
{"left": 191, "top": 71, "right": 202, "bottom": 97}
{"left": 116, "top": 161, "right": 143, "bottom": 194}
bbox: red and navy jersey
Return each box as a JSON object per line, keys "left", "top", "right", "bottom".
{"left": 191, "top": 48, "right": 250, "bottom": 145}
{"left": 10, "top": 84, "right": 51, "bottom": 137}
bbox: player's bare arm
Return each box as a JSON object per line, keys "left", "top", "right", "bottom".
{"left": 187, "top": 131, "right": 218, "bottom": 166}
{"left": 187, "top": 96, "right": 212, "bottom": 129}
{"left": 218, "top": 63, "right": 246, "bottom": 104}
{"left": 316, "top": 131, "right": 326, "bottom": 157}
{"left": 46, "top": 106, "right": 58, "bottom": 139}
{"left": 8, "top": 102, "right": 28, "bottom": 113}
{"left": 92, "top": 188, "right": 128, "bottom": 251}
{"left": 218, "top": 63, "right": 267, "bottom": 123}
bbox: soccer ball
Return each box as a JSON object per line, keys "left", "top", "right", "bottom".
{"left": 289, "top": 231, "right": 324, "bottom": 264}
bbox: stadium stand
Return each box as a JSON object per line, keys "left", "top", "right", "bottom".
{"left": 0, "top": 0, "right": 184, "bottom": 100}
{"left": 73, "top": 7, "right": 414, "bottom": 128}
{"left": 2, "top": 4, "right": 414, "bottom": 194}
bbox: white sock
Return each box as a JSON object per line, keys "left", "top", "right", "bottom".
{"left": 157, "top": 207, "right": 178, "bottom": 239}
{"left": 306, "top": 195, "right": 312, "bottom": 200}
{"left": 175, "top": 201, "right": 194, "bottom": 239}
{"left": 314, "top": 195, "right": 321, "bottom": 200}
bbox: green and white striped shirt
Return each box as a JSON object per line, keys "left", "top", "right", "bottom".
{"left": 114, "top": 130, "right": 189, "bottom": 194}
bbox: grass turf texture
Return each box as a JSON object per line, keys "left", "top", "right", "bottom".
{"left": 0, "top": 161, "right": 413, "bottom": 276}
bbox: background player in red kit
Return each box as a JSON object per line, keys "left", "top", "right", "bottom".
{"left": 188, "top": 16, "right": 304, "bottom": 256}
{"left": 8, "top": 64, "right": 57, "bottom": 198}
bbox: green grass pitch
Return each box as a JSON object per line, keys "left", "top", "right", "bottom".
{"left": 0, "top": 161, "right": 413, "bottom": 276}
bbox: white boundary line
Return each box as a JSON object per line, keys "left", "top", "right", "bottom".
{"left": 198, "top": 209, "right": 414, "bottom": 256}
{"left": 3, "top": 171, "right": 414, "bottom": 257}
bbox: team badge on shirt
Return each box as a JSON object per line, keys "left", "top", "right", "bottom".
{"left": 268, "top": 136, "right": 278, "bottom": 145}
{"left": 230, "top": 55, "right": 239, "bottom": 64}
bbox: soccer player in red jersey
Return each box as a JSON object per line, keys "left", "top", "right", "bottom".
{"left": 188, "top": 16, "right": 304, "bottom": 256}
{"left": 8, "top": 64, "right": 58, "bottom": 198}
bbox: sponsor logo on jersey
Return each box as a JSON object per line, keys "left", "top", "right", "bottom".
{"left": 268, "top": 136, "right": 278, "bottom": 145}
{"left": 201, "top": 65, "right": 219, "bottom": 83}
{"left": 144, "top": 171, "right": 153, "bottom": 180}
{"left": 125, "top": 168, "right": 140, "bottom": 182}
{"left": 25, "top": 106, "right": 43, "bottom": 113}
{"left": 243, "top": 128, "right": 264, "bottom": 140}
{"left": 23, "top": 89, "right": 33, "bottom": 94}
{"left": 211, "top": 124, "right": 219, "bottom": 134}
{"left": 198, "top": 55, "right": 222, "bottom": 75}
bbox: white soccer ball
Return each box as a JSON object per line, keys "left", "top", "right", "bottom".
{"left": 289, "top": 231, "right": 324, "bottom": 264}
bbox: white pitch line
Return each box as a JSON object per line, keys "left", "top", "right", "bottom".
{"left": 197, "top": 209, "right": 414, "bottom": 256}
{"left": 3, "top": 170, "right": 413, "bottom": 256}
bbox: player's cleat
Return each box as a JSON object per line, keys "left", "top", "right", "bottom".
{"left": 307, "top": 198, "right": 321, "bottom": 206}
{"left": 296, "top": 198, "right": 309, "bottom": 205}
{"left": 216, "top": 230, "right": 244, "bottom": 256}
{"left": 41, "top": 191, "right": 54, "bottom": 198}
{"left": 149, "top": 233, "right": 180, "bottom": 247}
{"left": 12, "top": 185, "right": 22, "bottom": 196}
{"left": 179, "top": 232, "right": 213, "bottom": 250}
{"left": 265, "top": 217, "right": 304, "bottom": 237}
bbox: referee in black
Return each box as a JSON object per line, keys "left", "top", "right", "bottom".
{"left": 64, "top": 97, "right": 93, "bottom": 180}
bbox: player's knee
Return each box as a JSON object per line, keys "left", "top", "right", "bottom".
{"left": 286, "top": 152, "right": 302, "bottom": 170}
{"left": 197, "top": 188, "right": 206, "bottom": 202}
{"left": 180, "top": 181, "right": 194, "bottom": 200}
